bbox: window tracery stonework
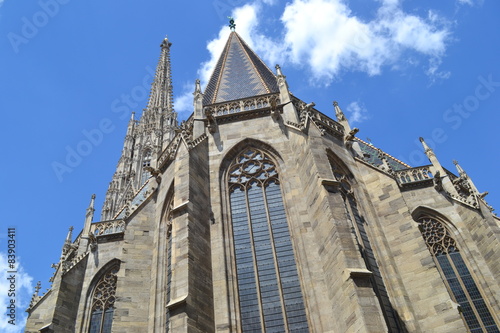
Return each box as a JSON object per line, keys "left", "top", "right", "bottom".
{"left": 228, "top": 149, "right": 278, "bottom": 191}
{"left": 89, "top": 264, "right": 119, "bottom": 333}
{"left": 418, "top": 217, "right": 457, "bottom": 255}
{"left": 226, "top": 147, "right": 309, "bottom": 332}
{"left": 91, "top": 265, "right": 118, "bottom": 312}
{"left": 416, "top": 216, "right": 500, "bottom": 332}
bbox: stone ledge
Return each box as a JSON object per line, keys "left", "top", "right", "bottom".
{"left": 166, "top": 294, "right": 188, "bottom": 311}
{"left": 343, "top": 268, "right": 372, "bottom": 281}
{"left": 321, "top": 178, "right": 341, "bottom": 192}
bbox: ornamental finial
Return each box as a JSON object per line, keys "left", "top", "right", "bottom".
{"left": 228, "top": 17, "right": 236, "bottom": 31}
{"left": 35, "top": 281, "right": 41, "bottom": 294}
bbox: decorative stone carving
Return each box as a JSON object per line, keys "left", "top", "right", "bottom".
{"left": 205, "top": 108, "right": 217, "bottom": 133}
{"left": 345, "top": 128, "right": 359, "bottom": 141}
{"left": 433, "top": 170, "right": 443, "bottom": 191}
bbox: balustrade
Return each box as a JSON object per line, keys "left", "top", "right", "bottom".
{"left": 395, "top": 166, "right": 433, "bottom": 184}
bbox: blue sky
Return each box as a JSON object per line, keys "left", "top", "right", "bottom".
{"left": 0, "top": 0, "right": 499, "bottom": 330}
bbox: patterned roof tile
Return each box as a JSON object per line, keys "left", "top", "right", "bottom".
{"left": 203, "top": 32, "right": 279, "bottom": 106}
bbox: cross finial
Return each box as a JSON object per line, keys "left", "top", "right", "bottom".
{"left": 228, "top": 17, "right": 236, "bottom": 31}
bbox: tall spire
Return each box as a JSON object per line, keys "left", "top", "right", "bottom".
{"left": 147, "top": 37, "right": 174, "bottom": 110}
{"left": 146, "top": 37, "right": 177, "bottom": 146}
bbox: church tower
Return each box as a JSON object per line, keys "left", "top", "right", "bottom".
{"left": 25, "top": 25, "right": 500, "bottom": 333}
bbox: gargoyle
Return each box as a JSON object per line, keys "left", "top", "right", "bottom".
{"left": 345, "top": 128, "right": 359, "bottom": 141}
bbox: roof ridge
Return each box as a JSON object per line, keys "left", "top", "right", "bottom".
{"left": 209, "top": 32, "right": 235, "bottom": 105}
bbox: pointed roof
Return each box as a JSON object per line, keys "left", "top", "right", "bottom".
{"left": 147, "top": 37, "right": 174, "bottom": 112}
{"left": 203, "top": 32, "right": 279, "bottom": 106}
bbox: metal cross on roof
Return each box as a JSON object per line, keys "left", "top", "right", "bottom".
{"left": 228, "top": 17, "right": 236, "bottom": 31}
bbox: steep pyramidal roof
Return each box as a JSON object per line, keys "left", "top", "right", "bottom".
{"left": 203, "top": 31, "right": 279, "bottom": 105}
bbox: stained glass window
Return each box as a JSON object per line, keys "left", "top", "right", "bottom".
{"left": 417, "top": 216, "right": 499, "bottom": 333}
{"left": 89, "top": 264, "right": 119, "bottom": 333}
{"left": 227, "top": 148, "right": 309, "bottom": 332}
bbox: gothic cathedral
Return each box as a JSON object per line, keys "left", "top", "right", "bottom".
{"left": 25, "top": 29, "right": 500, "bottom": 333}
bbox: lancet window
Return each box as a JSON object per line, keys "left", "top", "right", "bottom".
{"left": 417, "top": 216, "right": 499, "bottom": 333}
{"left": 141, "top": 150, "right": 152, "bottom": 184}
{"left": 89, "top": 264, "right": 119, "bottom": 333}
{"left": 227, "top": 148, "right": 309, "bottom": 332}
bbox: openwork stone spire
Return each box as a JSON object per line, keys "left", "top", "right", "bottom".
{"left": 148, "top": 37, "right": 174, "bottom": 111}
{"left": 146, "top": 37, "right": 177, "bottom": 144}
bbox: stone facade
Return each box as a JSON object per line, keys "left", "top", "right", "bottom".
{"left": 25, "top": 31, "right": 500, "bottom": 333}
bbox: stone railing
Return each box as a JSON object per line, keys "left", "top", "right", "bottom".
{"left": 311, "top": 110, "right": 344, "bottom": 136}
{"left": 90, "top": 219, "right": 125, "bottom": 237}
{"left": 204, "top": 93, "right": 280, "bottom": 116}
{"left": 395, "top": 165, "right": 433, "bottom": 185}
{"left": 290, "top": 96, "right": 344, "bottom": 138}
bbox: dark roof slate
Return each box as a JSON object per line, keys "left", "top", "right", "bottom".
{"left": 203, "top": 32, "right": 279, "bottom": 106}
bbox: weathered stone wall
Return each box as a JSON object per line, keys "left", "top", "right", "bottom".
{"left": 25, "top": 107, "right": 500, "bottom": 333}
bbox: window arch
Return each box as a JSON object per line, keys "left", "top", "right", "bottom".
{"left": 227, "top": 148, "right": 309, "bottom": 332}
{"left": 141, "top": 149, "right": 152, "bottom": 184}
{"left": 88, "top": 264, "right": 120, "bottom": 333}
{"left": 417, "top": 216, "right": 499, "bottom": 332}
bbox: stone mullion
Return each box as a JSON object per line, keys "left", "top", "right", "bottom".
{"left": 441, "top": 254, "right": 487, "bottom": 332}
{"left": 261, "top": 182, "right": 289, "bottom": 332}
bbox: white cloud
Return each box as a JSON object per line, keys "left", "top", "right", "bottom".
{"left": 455, "top": 0, "right": 483, "bottom": 7}
{"left": 280, "top": 0, "right": 451, "bottom": 83}
{"left": 175, "top": 0, "right": 453, "bottom": 116}
{"left": 0, "top": 253, "right": 34, "bottom": 333}
{"left": 198, "top": 4, "right": 274, "bottom": 87}
{"left": 346, "top": 101, "right": 369, "bottom": 124}
{"left": 174, "top": 82, "right": 196, "bottom": 116}
{"left": 426, "top": 57, "right": 451, "bottom": 82}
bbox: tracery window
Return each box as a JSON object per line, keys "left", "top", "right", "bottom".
{"left": 141, "top": 149, "right": 152, "bottom": 184}
{"left": 417, "top": 216, "right": 499, "bottom": 333}
{"left": 227, "top": 148, "right": 309, "bottom": 332}
{"left": 89, "top": 264, "right": 119, "bottom": 333}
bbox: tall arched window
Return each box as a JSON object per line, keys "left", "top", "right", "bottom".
{"left": 141, "top": 150, "right": 152, "bottom": 184}
{"left": 89, "top": 264, "right": 119, "bottom": 333}
{"left": 227, "top": 148, "right": 309, "bottom": 332}
{"left": 417, "top": 216, "right": 499, "bottom": 332}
